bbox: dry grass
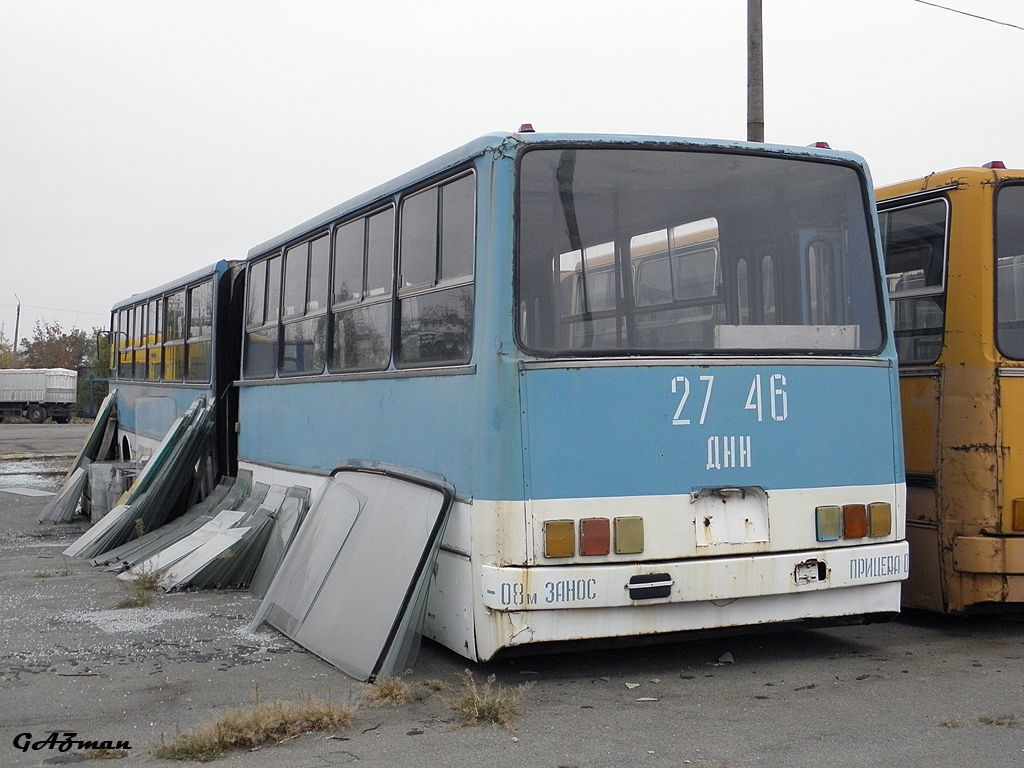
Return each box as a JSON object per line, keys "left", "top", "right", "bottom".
{"left": 80, "top": 747, "right": 129, "bottom": 759}
{"left": 113, "top": 565, "right": 162, "bottom": 609}
{"left": 444, "top": 669, "right": 533, "bottom": 730}
{"left": 363, "top": 673, "right": 418, "bottom": 707}
{"left": 979, "top": 713, "right": 1019, "bottom": 728}
{"left": 151, "top": 692, "right": 353, "bottom": 762}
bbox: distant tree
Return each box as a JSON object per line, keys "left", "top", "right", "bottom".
{"left": 0, "top": 327, "right": 11, "bottom": 368}
{"left": 19, "top": 320, "right": 90, "bottom": 370}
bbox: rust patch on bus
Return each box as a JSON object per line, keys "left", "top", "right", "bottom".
{"left": 949, "top": 443, "right": 997, "bottom": 453}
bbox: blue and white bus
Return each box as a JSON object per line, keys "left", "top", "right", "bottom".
{"left": 236, "top": 130, "right": 907, "bottom": 661}
{"left": 109, "top": 260, "right": 243, "bottom": 477}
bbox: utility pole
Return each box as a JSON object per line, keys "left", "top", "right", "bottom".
{"left": 12, "top": 294, "right": 20, "bottom": 366}
{"left": 747, "top": 0, "right": 764, "bottom": 142}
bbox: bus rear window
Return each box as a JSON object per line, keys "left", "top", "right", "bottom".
{"left": 516, "top": 148, "right": 883, "bottom": 356}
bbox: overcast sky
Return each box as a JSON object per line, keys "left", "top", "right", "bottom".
{"left": 1, "top": 0, "right": 1021, "bottom": 344}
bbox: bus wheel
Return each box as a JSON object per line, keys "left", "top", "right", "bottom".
{"left": 27, "top": 406, "right": 46, "bottom": 424}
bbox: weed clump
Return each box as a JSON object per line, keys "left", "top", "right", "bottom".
{"left": 444, "top": 669, "right": 532, "bottom": 729}
{"left": 364, "top": 673, "right": 417, "bottom": 707}
{"left": 80, "top": 746, "right": 129, "bottom": 759}
{"left": 112, "top": 565, "right": 162, "bottom": 609}
{"left": 151, "top": 693, "right": 353, "bottom": 761}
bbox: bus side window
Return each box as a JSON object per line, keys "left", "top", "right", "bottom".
{"left": 880, "top": 199, "right": 948, "bottom": 364}
{"left": 329, "top": 207, "right": 394, "bottom": 373}
{"left": 396, "top": 173, "right": 475, "bottom": 368}
{"left": 244, "top": 256, "right": 280, "bottom": 379}
{"left": 186, "top": 279, "right": 214, "bottom": 383}
{"left": 164, "top": 291, "right": 186, "bottom": 382}
{"left": 281, "top": 235, "right": 328, "bottom": 377}
{"left": 995, "top": 185, "right": 1024, "bottom": 359}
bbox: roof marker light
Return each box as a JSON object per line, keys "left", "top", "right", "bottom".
{"left": 809, "top": 141, "right": 831, "bottom": 149}
{"left": 984, "top": 160, "right": 1006, "bottom": 169}
{"left": 518, "top": 123, "right": 536, "bottom": 133}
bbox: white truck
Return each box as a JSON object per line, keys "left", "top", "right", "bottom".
{"left": 0, "top": 368, "right": 77, "bottom": 424}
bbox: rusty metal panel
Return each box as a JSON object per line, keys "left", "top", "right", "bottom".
{"left": 953, "top": 535, "right": 1024, "bottom": 575}
{"left": 899, "top": 372, "right": 941, "bottom": 477}
{"left": 903, "top": 523, "right": 944, "bottom": 611}
{"left": 998, "top": 374, "right": 1024, "bottom": 533}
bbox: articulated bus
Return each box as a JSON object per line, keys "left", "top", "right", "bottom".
{"left": 109, "top": 260, "right": 243, "bottom": 477}
{"left": 877, "top": 163, "right": 1024, "bottom": 613}
{"left": 235, "top": 130, "right": 907, "bottom": 661}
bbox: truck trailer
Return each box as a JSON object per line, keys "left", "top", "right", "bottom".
{"left": 0, "top": 368, "right": 77, "bottom": 423}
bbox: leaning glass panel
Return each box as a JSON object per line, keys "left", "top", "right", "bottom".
{"left": 517, "top": 148, "right": 883, "bottom": 354}
{"left": 330, "top": 303, "right": 392, "bottom": 372}
{"left": 397, "top": 284, "right": 473, "bottom": 367}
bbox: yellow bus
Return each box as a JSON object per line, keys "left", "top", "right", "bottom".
{"left": 877, "top": 162, "right": 1024, "bottom": 612}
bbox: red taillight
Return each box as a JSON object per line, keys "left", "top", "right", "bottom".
{"left": 842, "top": 504, "right": 868, "bottom": 539}
{"left": 580, "top": 518, "right": 610, "bottom": 556}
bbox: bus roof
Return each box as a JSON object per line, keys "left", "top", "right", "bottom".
{"left": 245, "top": 131, "right": 871, "bottom": 261}
{"left": 110, "top": 259, "right": 238, "bottom": 312}
{"left": 876, "top": 165, "right": 1024, "bottom": 201}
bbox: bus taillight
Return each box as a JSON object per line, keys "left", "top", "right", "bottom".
{"left": 543, "top": 516, "right": 645, "bottom": 558}
{"left": 816, "top": 502, "right": 892, "bottom": 542}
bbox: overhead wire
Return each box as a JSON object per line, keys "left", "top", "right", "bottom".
{"left": 910, "top": 0, "right": 1024, "bottom": 31}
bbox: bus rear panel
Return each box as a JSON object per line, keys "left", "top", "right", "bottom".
{"left": 236, "top": 133, "right": 906, "bottom": 660}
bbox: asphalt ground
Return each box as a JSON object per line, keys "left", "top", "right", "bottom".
{"left": 2, "top": 424, "right": 1024, "bottom": 767}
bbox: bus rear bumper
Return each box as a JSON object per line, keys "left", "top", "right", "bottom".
{"left": 480, "top": 541, "right": 909, "bottom": 612}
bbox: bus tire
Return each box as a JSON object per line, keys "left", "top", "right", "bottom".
{"left": 27, "top": 405, "right": 46, "bottom": 424}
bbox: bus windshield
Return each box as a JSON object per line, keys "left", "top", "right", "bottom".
{"left": 517, "top": 148, "right": 884, "bottom": 355}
